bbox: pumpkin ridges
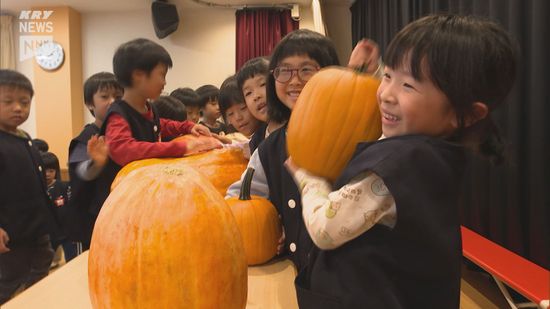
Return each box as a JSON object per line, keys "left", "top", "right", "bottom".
{"left": 111, "top": 146, "right": 248, "bottom": 195}
{"left": 227, "top": 168, "right": 282, "bottom": 265}
{"left": 331, "top": 75, "right": 376, "bottom": 172}
{"left": 89, "top": 165, "right": 247, "bottom": 309}
{"left": 326, "top": 72, "right": 359, "bottom": 173}
{"left": 287, "top": 67, "right": 381, "bottom": 182}
{"left": 288, "top": 68, "right": 323, "bottom": 177}
{"left": 316, "top": 71, "right": 347, "bottom": 172}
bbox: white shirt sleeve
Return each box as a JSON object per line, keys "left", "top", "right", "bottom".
{"left": 76, "top": 159, "right": 104, "bottom": 181}
{"left": 225, "top": 149, "right": 269, "bottom": 199}
{"left": 293, "top": 168, "right": 396, "bottom": 250}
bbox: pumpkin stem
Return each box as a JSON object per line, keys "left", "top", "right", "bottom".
{"left": 239, "top": 168, "right": 255, "bottom": 200}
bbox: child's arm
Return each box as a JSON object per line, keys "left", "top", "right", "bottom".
{"left": 348, "top": 39, "right": 384, "bottom": 79}
{"left": 106, "top": 114, "right": 193, "bottom": 166}
{"left": 286, "top": 159, "right": 396, "bottom": 250}
{"left": 75, "top": 135, "right": 109, "bottom": 181}
{"left": 225, "top": 149, "right": 269, "bottom": 198}
{"left": 211, "top": 133, "right": 232, "bottom": 145}
{"left": 0, "top": 227, "right": 9, "bottom": 253}
{"left": 160, "top": 119, "right": 211, "bottom": 138}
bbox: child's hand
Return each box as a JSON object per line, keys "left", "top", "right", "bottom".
{"left": 87, "top": 135, "right": 109, "bottom": 168}
{"left": 191, "top": 124, "right": 212, "bottom": 137}
{"left": 0, "top": 228, "right": 10, "bottom": 253}
{"left": 212, "top": 133, "right": 232, "bottom": 144}
{"left": 284, "top": 157, "right": 299, "bottom": 175}
{"left": 348, "top": 39, "right": 381, "bottom": 74}
{"left": 184, "top": 136, "right": 222, "bottom": 156}
{"left": 277, "top": 228, "right": 286, "bottom": 255}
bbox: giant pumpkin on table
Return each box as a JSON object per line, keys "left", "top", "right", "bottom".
{"left": 111, "top": 135, "right": 248, "bottom": 195}
{"left": 287, "top": 66, "right": 382, "bottom": 182}
{"left": 227, "top": 168, "right": 282, "bottom": 265}
{"left": 89, "top": 164, "right": 247, "bottom": 308}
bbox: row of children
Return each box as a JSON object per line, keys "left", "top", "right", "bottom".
{"left": 156, "top": 85, "right": 229, "bottom": 136}
{"left": 0, "top": 36, "right": 221, "bottom": 304}
{"left": 1, "top": 13, "right": 517, "bottom": 308}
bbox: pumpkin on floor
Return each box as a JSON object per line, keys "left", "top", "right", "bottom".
{"left": 89, "top": 164, "right": 247, "bottom": 308}
{"left": 227, "top": 168, "right": 282, "bottom": 265}
{"left": 111, "top": 135, "right": 247, "bottom": 195}
{"left": 287, "top": 66, "right": 382, "bottom": 182}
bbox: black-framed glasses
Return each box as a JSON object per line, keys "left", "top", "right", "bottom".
{"left": 271, "top": 65, "right": 320, "bottom": 83}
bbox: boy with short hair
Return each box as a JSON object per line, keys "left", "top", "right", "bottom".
{"left": 153, "top": 95, "right": 187, "bottom": 122}
{"left": 0, "top": 69, "right": 57, "bottom": 304}
{"left": 170, "top": 87, "right": 201, "bottom": 123}
{"left": 219, "top": 75, "right": 260, "bottom": 138}
{"left": 236, "top": 57, "right": 280, "bottom": 153}
{"left": 90, "top": 38, "right": 219, "bottom": 232}
{"left": 196, "top": 84, "right": 229, "bottom": 135}
{"left": 32, "top": 138, "right": 49, "bottom": 152}
{"left": 66, "top": 72, "right": 122, "bottom": 247}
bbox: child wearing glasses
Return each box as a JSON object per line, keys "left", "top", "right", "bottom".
{"left": 226, "top": 29, "right": 340, "bottom": 271}
{"left": 286, "top": 15, "right": 517, "bottom": 308}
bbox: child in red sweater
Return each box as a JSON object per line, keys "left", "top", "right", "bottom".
{"left": 89, "top": 38, "right": 220, "bottom": 229}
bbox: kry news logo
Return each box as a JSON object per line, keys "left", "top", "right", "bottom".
{"left": 19, "top": 10, "right": 54, "bottom": 62}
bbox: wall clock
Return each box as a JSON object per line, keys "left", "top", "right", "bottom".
{"left": 35, "top": 41, "right": 65, "bottom": 71}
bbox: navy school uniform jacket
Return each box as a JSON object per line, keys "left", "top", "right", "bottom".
{"left": 249, "top": 122, "right": 267, "bottom": 154}
{"left": 94, "top": 100, "right": 161, "bottom": 215}
{"left": 66, "top": 101, "right": 160, "bottom": 244}
{"left": 46, "top": 180, "right": 71, "bottom": 247}
{"left": 65, "top": 123, "right": 100, "bottom": 243}
{"left": 258, "top": 124, "right": 313, "bottom": 271}
{"left": 295, "top": 135, "right": 466, "bottom": 309}
{"left": 0, "top": 130, "right": 58, "bottom": 247}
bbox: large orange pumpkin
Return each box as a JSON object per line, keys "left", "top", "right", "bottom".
{"left": 111, "top": 136, "right": 247, "bottom": 195}
{"left": 226, "top": 168, "right": 282, "bottom": 265}
{"left": 287, "top": 66, "right": 382, "bottom": 182}
{"left": 89, "top": 164, "right": 247, "bottom": 308}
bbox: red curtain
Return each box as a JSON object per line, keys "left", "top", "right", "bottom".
{"left": 235, "top": 9, "right": 299, "bottom": 71}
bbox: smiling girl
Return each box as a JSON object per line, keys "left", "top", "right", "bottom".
{"left": 286, "top": 15, "right": 517, "bottom": 308}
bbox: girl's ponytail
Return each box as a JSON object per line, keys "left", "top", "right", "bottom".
{"left": 459, "top": 116, "right": 506, "bottom": 165}
{"left": 478, "top": 118, "right": 505, "bottom": 165}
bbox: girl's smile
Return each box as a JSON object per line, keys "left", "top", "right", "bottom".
{"left": 274, "top": 55, "right": 320, "bottom": 110}
{"left": 377, "top": 65, "right": 457, "bottom": 138}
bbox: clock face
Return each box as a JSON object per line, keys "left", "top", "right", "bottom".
{"left": 35, "top": 41, "right": 65, "bottom": 71}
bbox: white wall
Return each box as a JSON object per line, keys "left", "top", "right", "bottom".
{"left": 323, "top": 2, "right": 352, "bottom": 66}
{"left": 81, "top": 7, "right": 236, "bottom": 123}
{"left": 299, "top": 6, "right": 315, "bottom": 31}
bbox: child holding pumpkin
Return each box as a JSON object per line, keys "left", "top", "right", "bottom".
{"left": 285, "top": 15, "right": 517, "bottom": 308}
{"left": 227, "top": 29, "right": 341, "bottom": 271}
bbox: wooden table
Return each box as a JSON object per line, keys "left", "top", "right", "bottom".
{"left": 3, "top": 251, "right": 298, "bottom": 309}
